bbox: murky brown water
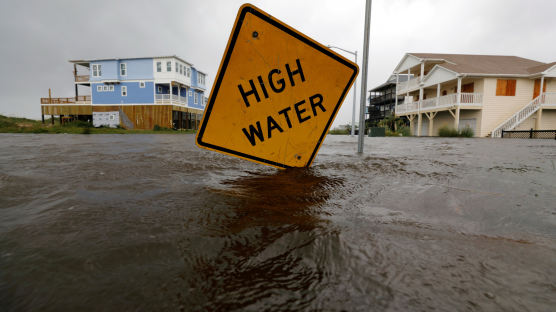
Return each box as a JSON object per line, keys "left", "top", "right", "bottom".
{"left": 1, "top": 134, "right": 555, "bottom": 311}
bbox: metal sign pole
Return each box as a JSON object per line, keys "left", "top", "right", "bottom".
{"left": 351, "top": 51, "right": 357, "bottom": 136}
{"left": 357, "top": 0, "right": 372, "bottom": 153}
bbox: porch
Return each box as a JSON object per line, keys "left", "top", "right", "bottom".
{"left": 155, "top": 82, "right": 189, "bottom": 107}
{"left": 396, "top": 92, "right": 482, "bottom": 115}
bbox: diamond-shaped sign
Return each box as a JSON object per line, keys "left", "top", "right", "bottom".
{"left": 196, "top": 3, "right": 358, "bottom": 169}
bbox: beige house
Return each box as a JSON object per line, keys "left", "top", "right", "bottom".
{"left": 392, "top": 53, "right": 556, "bottom": 137}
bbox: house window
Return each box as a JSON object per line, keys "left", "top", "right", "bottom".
{"left": 189, "top": 90, "right": 192, "bottom": 97}
{"left": 103, "top": 85, "right": 109, "bottom": 91}
{"left": 442, "top": 90, "right": 447, "bottom": 96}
{"left": 194, "top": 93, "right": 198, "bottom": 104}
{"left": 122, "top": 86, "right": 127, "bottom": 96}
{"left": 179, "top": 64, "right": 183, "bottom": 75}
{"left": 496, "top": 79, "right": 516, "bottom": 96}
{"left": 97, "top": 85, "right": 102, "bottom": 92}
{"left": 156, "top": 62, "right": 161, "bottom": 72}
{"left": 139, "top": 81, "right": 145, "bottom": 88}
{"left": 175, "top": 62, "right": 178, "bottom": 73}
{"left": 166, "top": 61, "right": 171, "bottom": 72}
{"left": 109, "top": 85, "right": 114, "bottom": 91}
{"left": 186, "top": 68, "right": 190, "bottom": 77}
{"left": 120, "top": 63, "right": 127, "bottom": 76}
{"left": 92, "top": 64, "right": 101, "bottom": 77}
{"left": 157, "top": 86, "right": 162, "bottom": 93}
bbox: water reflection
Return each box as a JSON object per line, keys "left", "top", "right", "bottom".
{"left": 177, "top": 168, "right": 346, "bottom": 310}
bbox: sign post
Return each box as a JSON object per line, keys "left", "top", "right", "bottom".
{"left": 196, "top": 4, "right": 358, "bottom": 169}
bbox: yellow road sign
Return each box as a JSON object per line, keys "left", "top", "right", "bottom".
{"left": 196, "top": 3, "right": 358, "bottom": 169}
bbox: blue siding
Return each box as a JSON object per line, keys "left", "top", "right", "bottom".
{"left": 90, "top": 58, "right": 153, "bottom": 81}
{"left": 188, "top": 90, "right": 205, "bottom": 109}
{"left": 191, "top": 68, "right": 198, "bottom": 88}
{"left": 119, "top": 58, "right": 153, "bottom": 80}
{"left": 92, "top": 82, "right": 154, "bottom": 104}
{"left": 90, "top": 60, "right": 118, "bottom": 81}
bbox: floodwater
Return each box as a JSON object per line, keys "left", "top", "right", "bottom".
{"left": 1, "top": 134, "right": 555, "bottom": 311}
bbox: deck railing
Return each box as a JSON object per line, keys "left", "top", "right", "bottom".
{"left": 543, "top": 92, "right": 556, "bottom": 106}
{"left": 397, "top": 77, "right": 421, "bottom": 93}
{"left": 395, "top": 93, "right": 482, "bottom": 115}
{"left": 41, "top": 95, "right": 91, "bottom": 104}
{"left": 75, "top": 75, "right": 89, "bottom": 82}
{"left": 155, "top": 94, "right": 188, "bottom": 105}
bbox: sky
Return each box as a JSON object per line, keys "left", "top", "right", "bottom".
{"left": 1, "top": 0, "right": 555, "bottom": 128}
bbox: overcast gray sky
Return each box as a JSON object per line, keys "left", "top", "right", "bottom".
{"left": 1, "top": 0, "right": 555, "bottom": 127}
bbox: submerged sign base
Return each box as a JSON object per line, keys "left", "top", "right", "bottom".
{"left": 196, "top": 3, "right": 358, "bottom": 169}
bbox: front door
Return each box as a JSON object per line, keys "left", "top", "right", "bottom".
{"left": 533, "top": 79, "right": 546, "bottom": 99}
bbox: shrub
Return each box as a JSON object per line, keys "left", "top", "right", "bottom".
{"left": 438, "top": 125, "right": 474, "bottom": 137}
{"left": 81, "top": 127, "right": 91, "bottom": 134}
{"left": 398, "top": 126, "right": 411, "bottom": 136}
{"left": 459, "top": 126, "right": 474, "bottom": 137}
{"left": 438, "top": 126, "right": 459, "bottom": 137}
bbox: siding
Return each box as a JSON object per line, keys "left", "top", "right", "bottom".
{"left": 480, "top": 78, "right": 534, "bottom": 137}
{"left": 92, "top": 81, "right": 154, "bottom": 104}
{"left": 90, "top": 60, "right": 118, "bottom": 81}
{"left": 120, "top": 58, "right": 153, "bottom": 80}
{"left": 540, "top": 110, "right": 556, "bottom": 130}
{"left": 546, "top": 78, "right": 556, "bottom": 92}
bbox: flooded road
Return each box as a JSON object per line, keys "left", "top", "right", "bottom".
{"left": 1, "top": 134, "right": 555, "bottom": 311}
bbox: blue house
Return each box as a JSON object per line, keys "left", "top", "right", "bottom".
{"left": 41, "top": 56, "right": 207, "bottom": 129}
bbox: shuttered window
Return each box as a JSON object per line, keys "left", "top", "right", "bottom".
{"left": 496, "top": 79, "right": 516, "bottom": 96}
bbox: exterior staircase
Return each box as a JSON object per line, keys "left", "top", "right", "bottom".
{"left": 490, "top": 94, "right": 545, "bottom": 138}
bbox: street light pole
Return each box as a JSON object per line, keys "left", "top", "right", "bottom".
{"left": 327, "top": 45, "right": 357, "bottom": 136}
{"left": 358, "top": 0, "right": 372, "bottom": 153}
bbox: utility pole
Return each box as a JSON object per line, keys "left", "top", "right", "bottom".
{"left": 358, "top": 0, "right": 372, "bottom": 153}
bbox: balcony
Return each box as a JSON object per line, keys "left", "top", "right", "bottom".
{"left": 75, "top": 75, "right": 89, "bottom": 83}
{"left": 396, "top": 93, "right": 482, "bottom": 115}
{"left": 397, "top": 77, "right": 421, "bottom": 94}
{"left": 41, "top": 95, "right": 91, "bottom": 104}
{"left": 542, "top": 92, "right": 556, "bottom": 108}
{"left": 155, "top": 94, "right": 188, "bottom": 106}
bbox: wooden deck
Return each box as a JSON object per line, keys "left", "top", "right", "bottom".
{"left": 41, "top": 96, "right": 204, "bottom": 129}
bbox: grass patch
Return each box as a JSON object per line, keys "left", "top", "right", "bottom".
{"left": 0, "top": 115, "right": 195, "bottom": 134}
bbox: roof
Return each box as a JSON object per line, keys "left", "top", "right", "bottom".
{"left": 69, "top": 55, "right": 193, "bottom": 66}
{"left": 408, "top": 53, "right": 553, "bottom": 76}
{"left": 526, "top": 61, "right": 556, "bottom": 74}
{"left": 370, "top": 74, "right": 413, "bottom": 92}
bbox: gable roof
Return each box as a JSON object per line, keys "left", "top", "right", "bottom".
{"left": 370, "top": 74, "right": 413, "bottom": 92}
{"left": 526, "top": 61, "right": 556, "bottom": 74}
{"left": 408, "top": 53, "right": 553, "bottom": 76}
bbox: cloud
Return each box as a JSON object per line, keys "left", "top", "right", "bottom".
{"left": 0, "top": 0, "right": 555, "bottom": 128}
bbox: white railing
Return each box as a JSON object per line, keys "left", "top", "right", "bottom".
{"left": 397, "top": 77, "right": 421, "bottom": 94}
{"left": 395, "top": 93, "right": 482, "bottom": 115}
{"left": 542, "top": 92, "right": 556, "bottom": 106}
{"left": 420, "top": 98, "right": 437, "bottom": 109}
{"left": 460, "top": 93, "right": 483, "bottom": 106}
{"left": 438, "top": 93, "right": 458, "bottom": 107}
{"left": 155, "top": 94, "right": 188, "bottom": 106}
{"left": 491, "top": 94, "right": 544, "bottom": 138}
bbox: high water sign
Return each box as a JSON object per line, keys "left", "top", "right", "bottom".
{"left": 196, "top": 3, "right": 358, "bottom": 169}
